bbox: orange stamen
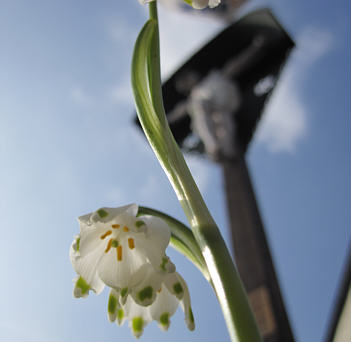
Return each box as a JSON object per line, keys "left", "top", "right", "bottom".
{"left": 111, "top": 224, "right": 120, "bottom": 229}
{"left": 117, "top": 245, "right": 123, "bottom": 261}
{"left": 128, "top": 238, "right": 135, "bottom": 249}
{"left": 100, "top": 230, "right": 112, "bottom": 239}
{"left": 158, "top": 288, "right": 162, "bottom": 293}
{"left": 105, "top": 238, "right": 113, "bottom": 253}
{"left": 123, "top": 226, "right": 129, "bottom": 232}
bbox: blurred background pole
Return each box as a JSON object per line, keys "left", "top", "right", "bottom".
{"left": 324, "top": 245, "right": 351, "bottom": 342}
{"left": 222, "top": 153, "right": 294, "bottom": 341}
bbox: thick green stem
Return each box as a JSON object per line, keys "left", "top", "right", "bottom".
{"left": 147, "top": 3, "right": 215, "bottom": 230}
{"left": 132, "top": 3, "right": 262, "bottom": 341}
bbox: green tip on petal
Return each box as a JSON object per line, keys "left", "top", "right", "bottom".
{"left": 138, "top": 286, "right": 153, "bottom": 302}
{"left": 74, "top": 276, "right": 90, "bottom": 297}
{"left": 132, "top": 317, "right": 144, "bottom": 338}
{"left": 159, "top": 312, "right": 170, "bottom": 331}
{"left": 117, "top": 309, "right": 124, "bottom": 325}
{"left": 135, "top": 220, "right": 146, "bottom": 228}
{"left": 121, "top": 287, "right": 128, "bottom": 298}
{"left": 97, "top": 208, "right": 109, "bottom": 218}
{"left": 120, "top": 287, "right": 129, "bottom": 305}
{"left": 76, "top": 237, "right": 80, "bottom": 252}
{"left": 160, "top": 257, "right": 167, "bottom": 271}
{"left": 189, "top": 307, "right": 194, "bottom": 323}
{"left": 187, "top": 307, "right": 195, "bottom": 331}
{"left": 173, "top": 282, "right": 183, "bottom": 295}
{"left": 108, "top": 294, "right": 117, "bottom": 315}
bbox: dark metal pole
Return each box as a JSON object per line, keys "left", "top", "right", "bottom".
{"left": 222, "top": 153, "right": 295, "bottom": 342}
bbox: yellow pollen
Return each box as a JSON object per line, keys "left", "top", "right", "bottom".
{"left": 158, "top": 288, "right": 162, "bottom": 293}
{"left": 117, "top": 245, "right": 123, "bottom": 261}
{"left": 123, "top": 226, "right": 129, "bottom": 232}
{"left": 111, "top": 224, "right": 120, "bottom": 229}
{"left": 105, "top": 238, "right": 113, "bottom": 253}
{"left": 128, "top": 238, "right": 135, "bottom": 249}
{"left": 100, "top": 230, "right": 112, "bottom": 239}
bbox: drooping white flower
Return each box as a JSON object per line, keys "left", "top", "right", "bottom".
{"left": 70, "top": 204, "right": 195, "bottom": 337}
{"left": 107, "top": 270, "right": 195, "bottom": 338}
{"left": 70, "top": 204, "right": 175, "bottom": 304}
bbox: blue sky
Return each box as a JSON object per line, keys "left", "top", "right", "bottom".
{"left": 0, "top": 1, "right": 350, "bottom": 342}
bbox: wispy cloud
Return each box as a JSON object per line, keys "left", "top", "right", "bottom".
{"left": 255, "top": 27, "right": 334, "bottom": 153}
{"left": 107, "top": 80, "right": 134, "bottom": 105}
{"left": 105, "top": 16, "right": 139, "bottom": 45}
{"left": 69, "top": 86, "right": 93, "bottom": 107}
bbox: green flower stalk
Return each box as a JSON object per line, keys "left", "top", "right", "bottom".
{"left": 132, "top": 2, "right": 262, "bottom": 341}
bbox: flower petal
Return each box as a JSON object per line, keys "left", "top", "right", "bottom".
{"left": 137, "top": 215, "right": 172, "bottom": 271}
{"left": 90, "top": 204, "right": 138, "bottom": 224}
{"left": 209, "top": 0, "right": 221, "bottom": 8}
{"left": 190, "top": 0, "right": 221, "bottom": 9}
{"left": 70, "top": 235, "right": 80, "bottom": 258}
{"left": 130, "top": 264, "right": 163, "bottom": 306}
{"left": 70, "top": 236, "right": 105, "bottom": 296}
{"left": 164, "top": 272, "right": 185, "bottom": 300}
{"left": 97, "top": 237, "right": 146, "bottom": 289}
{"left": 73, "top": 276, "right": 90, "bottom": 298}
{"left": 124, "top": 296, "right": 152, "bottom": 338}
{"left": 78, "top": 204, "right": 138, "bottom": 230}
{"left": 77, "top": 226, "right": 106, "bottom": 258}
{"left": 107, "top": 288, "right": 119, "bottom": 322}
{"left": 191, "top": 0, "right": 208, "bottom": 9}
{"left": 177, "top": 274, "right": 195, "bottom": 331}
{"left": 149, "top": 284, "right": 179, "bottom": 331}
{"left": 107, "top": 288, "right": 126, "bottom": 326}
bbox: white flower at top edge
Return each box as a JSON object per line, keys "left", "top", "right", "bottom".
{"left": 70, "top": 204, "right": 175, "bottom": 306}
{"left": 138, "top": 0, "right": 221, "bottom": 10}
{"left": 108, "top": 270, "right": 195, "bottom": 338}
{"left": 187, "top": 0, "right": 221, "bottom": 9}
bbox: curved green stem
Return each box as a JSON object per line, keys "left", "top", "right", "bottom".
{"left": 132, "top": 3, "right": 262, "bottom": 341}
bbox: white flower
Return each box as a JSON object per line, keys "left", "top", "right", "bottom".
{"left": 138, "top": 0, "right": 221, "bottom": 10}
{"left": 108, "top": 270, "right": 195, "bottom": 338}
{"left": 185, "top": 0, "right": 221, "bottom": 9}
{"left": 70, "top": 204, "right": 195, "bottom": 337}
{"left": 70, "top": 204, "right": 175, "bottom": 304}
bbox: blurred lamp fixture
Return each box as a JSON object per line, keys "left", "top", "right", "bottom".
{"left": 160, "top": 8, "right": 294, "bottom": 157}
